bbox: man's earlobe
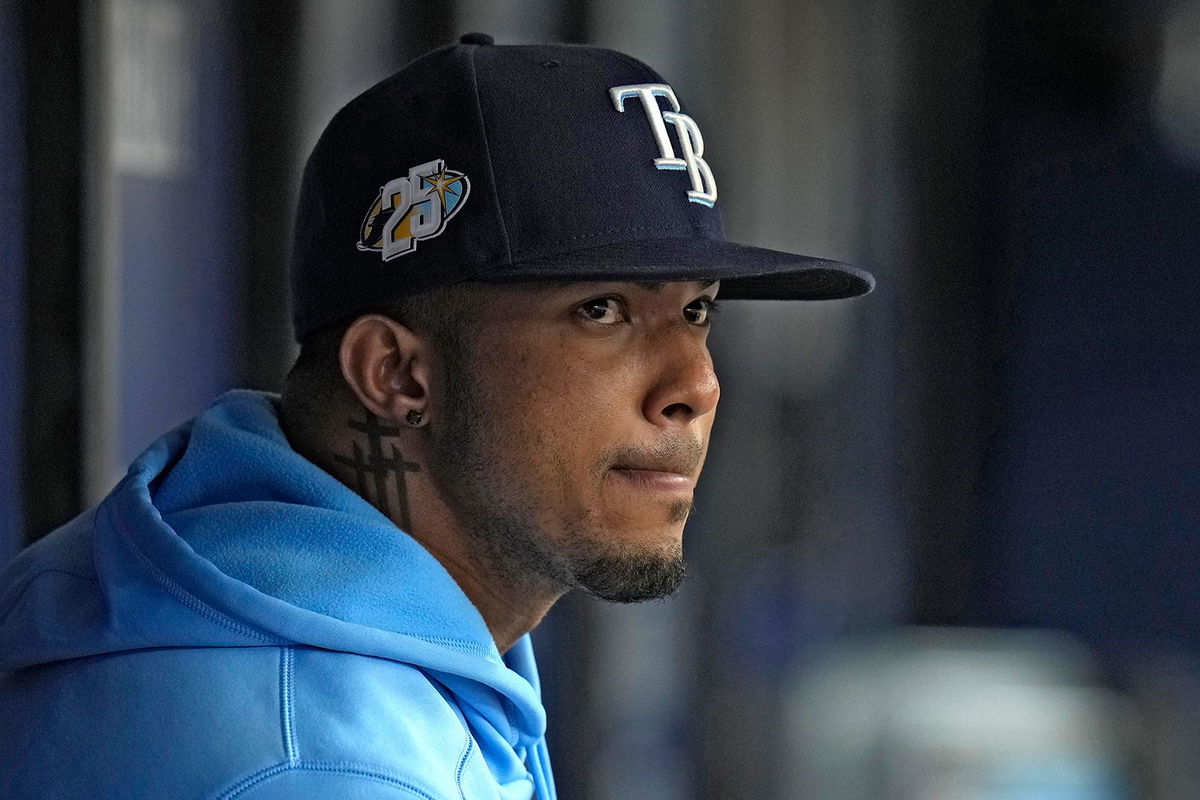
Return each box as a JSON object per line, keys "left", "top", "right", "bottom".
{"left": 339, "top": 315, "right": 430, "bottom": 423}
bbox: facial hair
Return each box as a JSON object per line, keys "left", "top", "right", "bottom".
{"left": 426, "top": 343, "right": 689, "bottom": 603}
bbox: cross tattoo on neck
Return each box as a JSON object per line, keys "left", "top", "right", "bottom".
{"left": 333, "top": 412, "right": 421, "bottom": 530}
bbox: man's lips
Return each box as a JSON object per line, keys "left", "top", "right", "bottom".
{"left": 605, "top": 437, "right": 704, "bottom": 493}
{"left": 609, "top": 467, "right": 696, "bottom": 492}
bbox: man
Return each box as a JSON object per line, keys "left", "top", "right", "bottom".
{"left": 0, "top": 34, "right": 871, "bottom": 799}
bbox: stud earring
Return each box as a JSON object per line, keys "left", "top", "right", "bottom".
{"left": 405, "top": 409, "right": 425, "bottom": 427}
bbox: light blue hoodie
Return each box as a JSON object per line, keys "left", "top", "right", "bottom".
{"left": 0, "top": 391, "right": 556, "bottom": 800}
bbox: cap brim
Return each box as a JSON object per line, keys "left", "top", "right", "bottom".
{"left": 476, "top": 237, "right": 874, "bottom": 300}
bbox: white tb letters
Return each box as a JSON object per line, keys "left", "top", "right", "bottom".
{"left": 610, "top": 83, "right": 718, "bottom": 206}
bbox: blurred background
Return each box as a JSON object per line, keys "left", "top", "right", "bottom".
{"left": 3, "top": 0, "right": 1200, "bottom": 797}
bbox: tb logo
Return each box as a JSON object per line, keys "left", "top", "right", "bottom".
{"left": 610, "top": 83, "right": 717, "bottom": 207}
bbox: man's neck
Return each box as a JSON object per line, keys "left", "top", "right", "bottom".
{"left": 286, "top": 417, "right": 562, "bottom": 654}
{"left": 404, "top": 517, "right": 564, "bottom": 653}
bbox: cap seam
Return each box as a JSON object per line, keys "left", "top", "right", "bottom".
{"left": 466, "top": 45, "right": 513, "bottom": 265}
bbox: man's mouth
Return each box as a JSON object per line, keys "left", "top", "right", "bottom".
{"left": 609, "top": 467, "right": 696, "bottom": 493}
{"left": 605, "top": 437, "right": 705, "bottom": 494}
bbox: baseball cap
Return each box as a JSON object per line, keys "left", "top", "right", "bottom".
{"left": 290, "top": 32, "right": 875, "bottom": 342}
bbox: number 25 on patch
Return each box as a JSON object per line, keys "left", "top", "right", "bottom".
{"left": 357, "top": 159, "right": 471, "bottom": 261}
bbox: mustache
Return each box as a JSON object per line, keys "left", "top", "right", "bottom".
{"left": 602, "top": 436, "right": 706, "bottom": 476}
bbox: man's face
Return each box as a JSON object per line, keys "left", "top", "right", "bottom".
{"left": 426, "top": 280, "right": 720, "bottom": 602}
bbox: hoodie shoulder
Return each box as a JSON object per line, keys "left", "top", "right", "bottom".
{"left": 0, "top": 505, "right": 100, "bottom": 597}
{"left": 0, "top": 508, "right": 104, "bottom": 663}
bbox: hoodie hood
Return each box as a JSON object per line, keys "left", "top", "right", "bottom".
{"left": 0, "top": 390, "right": 552, "bottom": 793}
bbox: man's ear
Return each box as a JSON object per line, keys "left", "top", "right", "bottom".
{"left": 339, "top": 314, "right": 431, "bottom": 422}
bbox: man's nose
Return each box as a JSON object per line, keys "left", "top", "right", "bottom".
{"left": 642, "top": 330, "right": 720, "bottom": 427}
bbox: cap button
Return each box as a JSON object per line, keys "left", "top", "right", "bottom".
{"left": 459, "top": 32, "right": 494, "bottom": 46}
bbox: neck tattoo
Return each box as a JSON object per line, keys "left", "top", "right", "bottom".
{"left": 333, "top": 411, "right": 420, "bottom": 530}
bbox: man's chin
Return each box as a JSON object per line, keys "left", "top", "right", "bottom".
{"left": 570, "top": 547, "right": 686, "bottom": 603}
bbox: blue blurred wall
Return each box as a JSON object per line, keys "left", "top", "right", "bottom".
{"left": 979, "top": 128, "right": 1200, "bottom": 654}
{"left": 115, "top": 2, "right": 243, "bottom": 466}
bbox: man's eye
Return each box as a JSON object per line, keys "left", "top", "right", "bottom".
{"left": 683, "top": 298, "right": 718, "bottom": 325}
{"left": 576, "top": 298, "right": 626, "bottom": 325}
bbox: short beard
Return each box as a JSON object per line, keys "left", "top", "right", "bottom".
{"left": 452, "top": 508, "right": 688, "bottom": 603}
{"left": 567, "top": 541, "right": 687, "bottom": 603}
{"left": 428, "top": 339, "right": 688, "bottom": 604}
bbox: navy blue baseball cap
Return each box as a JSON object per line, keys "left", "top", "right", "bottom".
{"left": 290, "top": 33, "right": 875, "bottom": 341}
